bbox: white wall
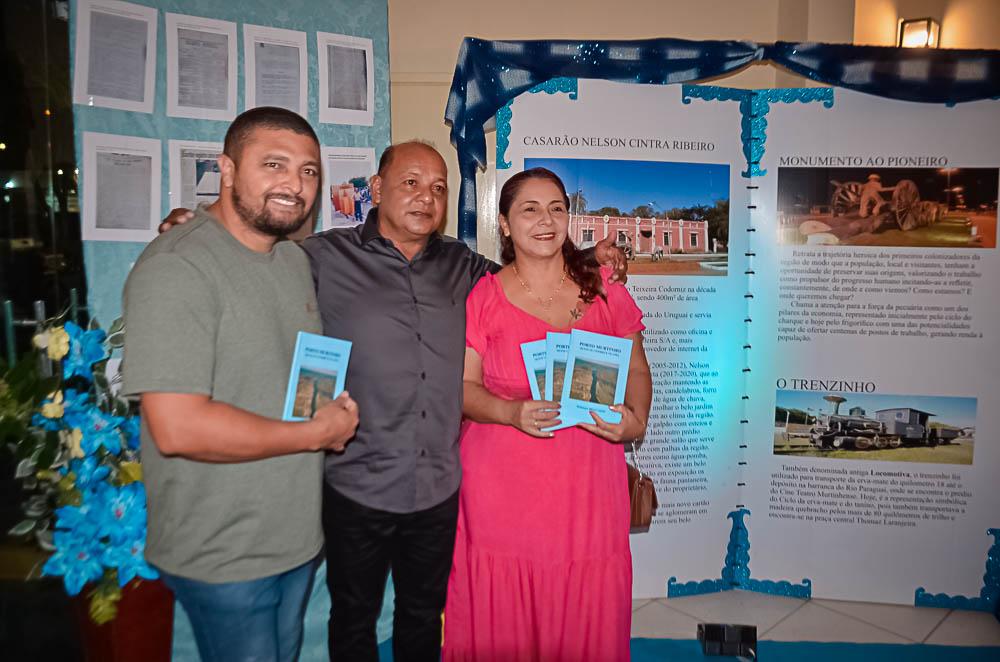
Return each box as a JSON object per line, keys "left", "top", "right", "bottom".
{"left": 941, "top": 0, "right": 1000, "bottom": 48}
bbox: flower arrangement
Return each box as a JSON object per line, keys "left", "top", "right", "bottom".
{"left": 6, "top": 318, "right": 156, "bottom": 624}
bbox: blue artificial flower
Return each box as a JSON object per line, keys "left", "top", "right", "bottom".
{"left": 95, "top": 483, "right": 147, "bottom": 546}
{"left": 31, "top": 412, "right": 64, "bottom": 431}
{"left": 119, "top": 415, "right": 141, "bottom": 451}
{"left": 52, "top": 503, "right": 102, "bottom": 541}
{"left": 62, "top": 321, "right": 107, "bottom": 381}
{"left": 62, "top": 388, "right": 91, "bottom": 415}
{"left": 43, "top": 530, "right": 105, "bottom": 595}
{"left": 103, "top": 533, "right": 158, "bottom": 586}
{"left": 32, "top": 389, "right": 75, "bottom": 431}
{"left": 64, "top": 405, "right": 125, "bottom": 456}
{"left": 69, "top": 456, "right": 111, "bottom": 490}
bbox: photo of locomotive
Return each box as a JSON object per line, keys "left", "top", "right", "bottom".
{"left": 808, "top": 394, "right": 962, "bottom": 450}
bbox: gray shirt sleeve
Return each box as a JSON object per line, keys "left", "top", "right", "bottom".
{"left": 300, "top": 235, "right": 322, "bottom": 289}
{"left": 469, "top": 246, "right": 501, "bottom": 283}
{"left": 121, "top": 253, "right": 219, "bottom": 397}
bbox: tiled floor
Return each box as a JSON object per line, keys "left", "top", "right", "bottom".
{"left": 631, "top": 590, "right": 1000, "bottom": 647}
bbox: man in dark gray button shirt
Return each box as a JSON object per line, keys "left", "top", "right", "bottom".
{"left": 302, "top": 142, "right": 489, "bottom": 662}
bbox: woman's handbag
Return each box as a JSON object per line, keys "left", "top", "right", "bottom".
{"left": 627, "top": 442, "right": 658, "bottom": 533}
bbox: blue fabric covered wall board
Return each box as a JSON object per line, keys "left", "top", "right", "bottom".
{"left": 70, "top": 0, "right": 390, "bottom": 327}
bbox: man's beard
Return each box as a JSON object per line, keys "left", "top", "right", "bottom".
{"left": 232, "top": 186, "right": 316, "bottom": 238}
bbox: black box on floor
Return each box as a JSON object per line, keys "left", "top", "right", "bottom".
{"left": 697, "top": 622, "right": 757, "bottom": 657}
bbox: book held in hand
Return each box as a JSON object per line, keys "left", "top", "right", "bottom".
{"left": 544, "top": 332, "right": 570, "bottom": 401}
{"left": 282, "top": 331, "right": 352, "bottom": 421}
{"left": 559, "top": 329, "right": 632, "bottom": 427}
{"left": 520, "top": 330, "right": 632, "bottom": 431}
{"left": 520, "top": 339, "right": 547, "bottom": 401}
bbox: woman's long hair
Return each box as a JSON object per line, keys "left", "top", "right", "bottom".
{"left": 498, "top": 168, "right": 604, "bottom": 303}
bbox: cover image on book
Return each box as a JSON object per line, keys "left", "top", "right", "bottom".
{"left": 543, "top": 332, "right": 575, "bottom": 431}
{"left": 282, "top": 331, "right": 352, "bottom": 421}
{"left": 520, "top": 339, "right": 547, "bottom": 400}
{"left": 544, "top": 332, "right": 570, "bottom": 400}
{"left": 559, "top": 329, "right": 632, "bottom": 427}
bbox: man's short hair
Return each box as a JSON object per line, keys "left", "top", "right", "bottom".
{"left": 223, "top": 107, "right": 319, "bottom": 163}
{"left": 377, "top": 140, "right": 439, "bottom": 176}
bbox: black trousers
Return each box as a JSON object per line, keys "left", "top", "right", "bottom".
{"left": 322, "top": 482, "right": 459, "bottom": 662}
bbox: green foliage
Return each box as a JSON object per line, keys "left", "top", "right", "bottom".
{"left": 89, "top": 570, "right": 123, "bottom": 626}
{"left": 576, "top": 195, "right": 730, "bottom": 251}
{"left": 112, "top": 399, "right": 129, "bottom": 418}
{"left": 36, "top": 430, "right": 60, "bottom": 470}
{"left": 776, "top": 406, "right": 811, "bottom": 425}
{"left": 628, "top": 204, "right": 655, "bottom": 218}
{"left": 588, "top": 206, "right": 623, "bottom": 217}
{"left": 4, "top": 317, "right": 137, "bottom": 564}
{"left": 3, "top": 356, "right": 62, "bottom": 543}
{"left": 705, "top": 198, "right": 730, "bottom": 246}
{"left": 9, "top": 519, "right": 35, "bottom": 536}
{"left": 645, "top": 200, "right": 731, "bottom": 247}
{"left": 1, "top": 355, "right": 59, "bottom": 443}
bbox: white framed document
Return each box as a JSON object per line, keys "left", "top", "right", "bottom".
{"left": 81, "top": 132, "right": 161, "bottom": 243}
{"left": 165, "top": 13, "right": 238, "bottom": 121}
{"left": 316, "top": 32, "right": 374, "bottom": 126}
{"left": 243, "top": 24, "right": 308, "bottom": 115}
{"left": 167, "top": 139, "right": 223, "bottom": 211}
{"left": 72, "top": 0, "right": 157, "bottom": 113}
{"left": 319, "top": 146, "right": 376, "bottom": 230}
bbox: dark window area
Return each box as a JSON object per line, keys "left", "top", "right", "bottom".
{"left": 1, "top": 0, "right": 87, "bottom": 360}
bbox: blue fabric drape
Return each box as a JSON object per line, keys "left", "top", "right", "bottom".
{"left": 445, "top": 37, "right": 1000, "bottom": 243}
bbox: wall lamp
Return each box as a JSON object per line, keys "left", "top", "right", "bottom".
{"left": 898, "top": 17, "right": 940, "bottom": 48}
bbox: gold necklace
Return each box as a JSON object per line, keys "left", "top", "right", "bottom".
{"left": 512, "top": 263, "right": 567, "bottom": 311}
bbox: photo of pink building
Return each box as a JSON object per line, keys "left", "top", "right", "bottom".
{"left": 524, "top": 156, "right": 729, "bottom": 276}
{"left": 570, "top": 214, "right": 709, "bottom": 258}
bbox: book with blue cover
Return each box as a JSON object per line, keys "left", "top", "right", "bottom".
{"left": 520, "top": 339, "right": 547, "bottom": 400}
{"left": 558, "top": 329, "right": 632, "bottom": 427}
{"left": 543, "top": 332, "right": 575, "bottom": 431}
{"left": 544, "top": 332, "right": 570, "bottom": 400}
{"left": 282, "top": 331, "right": 352, "bottom": 421}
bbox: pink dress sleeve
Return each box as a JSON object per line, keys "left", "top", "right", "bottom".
{"left": 465, "top": 274, "right": 492, "bottom": 356}
{"left": 600, "top": 266, "right": 645, "bottom": 337}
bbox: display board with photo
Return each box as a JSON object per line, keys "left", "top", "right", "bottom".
{"left": 320, "top": 146, "right": 376, "bottom": 230}
{"left": 168, "top": 140, "right": 223, "bottom": 212}
{"left": 526, "top": 157, "right": 730, "bottom": 276}
{"left": 777, "top": 166, "right": 997, "bottom": 249}
{"left": 501, "top": 78, "right": 1000, "bottom": 606}
{"left": 774, "top": 390, "right": 977, "bottom": 465}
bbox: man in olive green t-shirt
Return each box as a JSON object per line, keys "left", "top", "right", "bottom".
{"left": 122, "top": 107, "right": 358, "bottom": 662}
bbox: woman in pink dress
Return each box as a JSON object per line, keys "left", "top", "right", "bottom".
{"left": 443, "top": 168, "right": 652, "bottom": 661}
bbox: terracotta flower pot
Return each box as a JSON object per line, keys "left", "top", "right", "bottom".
{"left": 74, "top": 578, "right": 174, "bottom": 662}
